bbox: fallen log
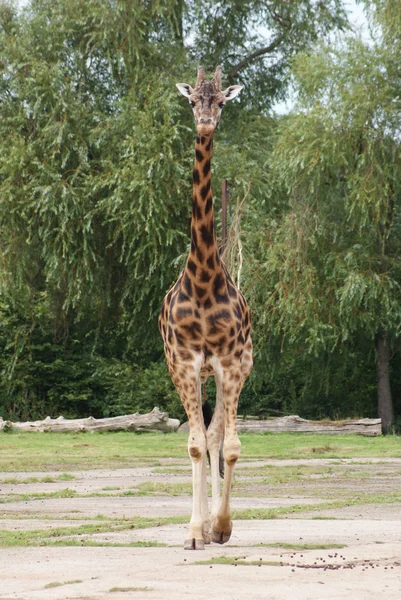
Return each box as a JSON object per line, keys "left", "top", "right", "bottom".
{"left": 0, "top": 412, "right": 382, "bottom": 436}
{"left": 235, "top": 415, "right": 382, "bottom": 436}
{"left": 179, "top": 415, "right": 382, "bottom": 436}
{"left": 0, "top": 407, "right": 180, "bottom": 434}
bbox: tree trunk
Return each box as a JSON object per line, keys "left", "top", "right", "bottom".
{"left": 375, "top": 332, "right": 394, "bottom": 434}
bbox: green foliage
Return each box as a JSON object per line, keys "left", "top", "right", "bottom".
{"left": 261, "top": 37, "right": 401, "bottom": 347}
{"left": 238, "top": 4, "right": 401, "bottom": 424}
{"left": 0, "top": 0, "right": 194, "bottom": 419}
{"left": 1, "top": 0, "right": 399, "bottom": 424}
{"left": 186, "top": 0, "right": 348, "bottom": 110}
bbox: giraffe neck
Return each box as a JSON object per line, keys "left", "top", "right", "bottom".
{"left": 186, "top": 134, "right": 221, "bottom": 286}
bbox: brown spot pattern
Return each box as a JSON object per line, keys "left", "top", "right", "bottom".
{"left": 158, "top": 112, "right": 253, "bottom": 446}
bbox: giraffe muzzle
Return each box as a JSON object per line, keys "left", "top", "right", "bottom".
{"left": 197, "top": 120, "right": 215, "bottom": 135}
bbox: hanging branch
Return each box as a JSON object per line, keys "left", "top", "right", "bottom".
{"left": 221, "top": 182, "right": 251, "bottom": 289}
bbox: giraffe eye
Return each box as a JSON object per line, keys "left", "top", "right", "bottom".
{"left": 189, "top": 100, "right": 195, "bottom": 107}
{"left": 218, "top": 102, "right": 225, "bottom": 109}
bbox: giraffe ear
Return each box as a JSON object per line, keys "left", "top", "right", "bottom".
{"left": 176, "top": 83, "right": 194, "bottom": 98}
{"left": 221, "top": 85, "right": 243, "bottom": 101}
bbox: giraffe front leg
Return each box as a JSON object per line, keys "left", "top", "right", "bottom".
{"left": 185, "top": 425, "right": 208, "bottom": 550}
{"left": 211, "top": 364, "right": 242, "bottom": 545}
{"left": 174, "top": 370, "right": 209, "bottom": 550}
{"left": 200, "top": 448, "right": 211, "bottom": 544}
{"left": 212, "top": 430, "right": 241, "bottom": 544}
{"left": 206, "top": 375, "right": 224, "bottom": 526}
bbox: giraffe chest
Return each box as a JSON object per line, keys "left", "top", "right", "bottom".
{"left": 159, "top": 272, "right": 251, "bottom": 367}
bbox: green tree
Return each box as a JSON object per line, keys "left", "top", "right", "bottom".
{"left": 0, "top": 0, "right": 350, "bottom": 419}
{"left": 254, "top": 29, "right": 401, "bottom": 431}
{"left": 186, "top": 0, "right": 348, "bottom": 109}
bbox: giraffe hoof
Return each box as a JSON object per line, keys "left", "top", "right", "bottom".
{"left": 184, "top": 538, "right": 205, "bottom": 550}
{"left": 212, "top": 530, "right": 231, "bottom": 544}
{"left": 212, "top": 523, "right": 232, "bottom": 545}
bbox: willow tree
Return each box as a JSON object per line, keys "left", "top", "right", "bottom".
{"left": 186, "top": 0, "right": 348, "bottom": 110}
{"left": 0, "top": 0, "right": 350, "bottom": 418}
{"left": 259, "top": 27, "right": 401, "bottom": 431}
{"left": 0, "top": 0, "right": 193, "bottom": 417}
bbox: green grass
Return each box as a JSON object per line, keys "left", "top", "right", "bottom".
{"left": 1, "top": 473, "right": 76, "bottom": 485}
{"left": 240, "top": 433, "right": 401, "bottom": 460}
{"left": 194, "top": 555, "right": 285, "bottom": 566}
{"left": 0, "top": 431, "right": 400, "bottom": 472}
{"left": 2, "top": 486, "right": 397, "bottom": 547}
{"left": 256, "top": 542, "right": 346, "bottom": 550}
{"left": 0, "top": 483, "right": 190, "bottom": 503}
{"left": 40, "top": 539, "right": 167, "bottom": 548}
{"left": 0, "top": 488, "right": 78, "bottom": 503}
{"left": 152, "top": 466, "right": 191, "bottom": 474}
{"left": 134, "top": 481, "right": 192, "bottom": 496}
{"left": 44, "top": 580, "right": 82, "bottom": 589}
{"left": 236, "top": 464, "right": 335, "bottom": 483}
{"left": 232, "top": 491, "right": 401, "bottom": 521}
{"left": 0, "top": 515, "right": 187, "bottom": 547}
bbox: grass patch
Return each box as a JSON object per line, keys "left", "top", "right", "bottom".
{"left": 234, "top": 463, "right": 385, "bottom": 488}
{"left": 152, "top": 466, "right": 191, "bottom": 474}
{"left": 133, "top": 481, "right": 192, "bottom": 496}
{"left": 232, "top": 506, "right": 311, "bottom": 520}
{"left": 236, "top": 464, "right": 335, "bottom": 484}
{"left": 194, "top": 555, "right": 284, "bottom": 566}
{"left": 0, "top": 513, "right": 107, "bottom": 522}
{"left": 0, "top": 515, "right": 188, "bottom": 547}
{"left": 241, "top": 433, "right": 401, "bottom": 460}
{"left": 44, "top": 580, "right": 82, "bottom": 589}
{"left": 256, "top": 542, "right": 347, "bottom": 550}
{"left": 0, "top": 482, "right": 190, "bottom": 502}
{"left": 1, "top": 431, "right": 400, "bottom": 472}
{"left": 0, "top": 488, "right": 78, "bottom": 503}
{"left": 232, "top": 492, "right": 401, "bottom": 521}
{"left": 1, "top": 473, "right": 76, "bottom": 485}
{"left": 43, "top": 539, "right": 168, "bottom": 548}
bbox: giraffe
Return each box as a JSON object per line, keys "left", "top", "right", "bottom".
{"left": 158, "top": 66, "right": 253, "bottom": 550}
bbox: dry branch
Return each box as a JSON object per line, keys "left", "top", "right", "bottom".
{"left": 220, "top": 183, "right": 251, "bottom": 289}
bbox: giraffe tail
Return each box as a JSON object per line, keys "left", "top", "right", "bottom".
{"left": 202, "top": 399, "right": 225, "bottom": 479}
{"left": 202, "top": 398, "right": 214, "bottom": 429}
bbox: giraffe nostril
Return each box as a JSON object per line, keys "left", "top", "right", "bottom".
{"left": 200, "top": 118, "right": 212, "bottom": 124}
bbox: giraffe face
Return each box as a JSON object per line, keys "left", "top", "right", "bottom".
{"left": 176, "top": 68, "right": 243, "bottom": 136}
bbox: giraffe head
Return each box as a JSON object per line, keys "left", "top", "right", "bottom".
{"left": 176, "top": 66, "right": 243, "bottom": 136}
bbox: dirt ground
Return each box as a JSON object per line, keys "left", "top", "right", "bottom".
{"left": 1, "top": 457, "right": 401, "bottom": 600}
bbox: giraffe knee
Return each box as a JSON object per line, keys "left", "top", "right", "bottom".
{"left": 223, "top": 437, "right": 241, "bottom": 466}
{"left": 189, "top": 446, "right": 203, "bottom": 461}
{"left": 188, "top": 432, "right": 206, "bottom": 463}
